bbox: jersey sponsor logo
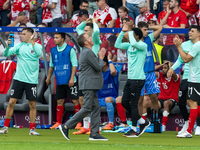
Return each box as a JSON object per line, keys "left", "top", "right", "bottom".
{"left": 10, "top": 89, "right": 14, "bottom": 95}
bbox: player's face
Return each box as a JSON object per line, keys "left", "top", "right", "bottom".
{"left": 169, "top": 0, "right": 176, "bottom": 9}
{"left": 118, "top": 9, "right": 127, "bottom": 18}
{"left": 54, "top": 34, "right": 64, "bottom": 45}
{"left": 21, "top": 30, "right": 32, "bottom": 42}
{"left": 163, "top": 1, "right": 169, "bottom": 11}
{"left": 80, "top": 2, "right": 89, "bottom": 10}
{"left": 162, "top": 64, "right": 169, "bottom": 76}
{"left": 189, "top": 28, "right": 200, "bottom": 40}
{"left": 84, "top": 26, "right": 93, "bottom": 36}
{"left": 140, "top": 27, "right": 148, "bottom": 37}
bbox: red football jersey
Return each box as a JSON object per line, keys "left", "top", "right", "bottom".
{"left": 158, "top": 72, "right": 180, "bottom": 102}
{"left": 158, "top": 10, "right": 167, "bottom": 24}
{"left": 165, "top": 10, "right": 187, "bottom": 45}
{"left": 180, "top": 0, "right": 198, "bottom": 14}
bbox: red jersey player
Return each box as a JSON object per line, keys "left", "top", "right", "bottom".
{"left": 142, "top": 62, "right": 180, "bottom": 132}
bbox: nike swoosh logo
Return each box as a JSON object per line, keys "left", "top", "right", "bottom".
{"left": 194, "top": 88, "right": 200, "bottom": 96}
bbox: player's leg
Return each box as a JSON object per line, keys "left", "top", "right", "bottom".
{"left": 116, "top": 96, "right": 127, "bottom": 127}
{"left": 142, "top": 95, "right": 152, "bottom": 120}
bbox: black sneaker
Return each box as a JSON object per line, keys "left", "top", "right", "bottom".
{"left": 58, "top": 124, "right": 70, "bottom": 141}
{"left": 123, "top": 129, "right": 138, "bottom": 137}
{"left": 138, "top": 119, "right": 151, "bottom": 136}
{"left": 89, "top": 133, "right": 108, "bottom": 141}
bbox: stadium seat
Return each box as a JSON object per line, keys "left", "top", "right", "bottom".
{"left": 118, "top": 71, "right": 127, "bottom": 96}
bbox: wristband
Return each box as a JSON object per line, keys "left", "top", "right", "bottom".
{"left": 108, "top": 59, "right": 112, "bottom": 65}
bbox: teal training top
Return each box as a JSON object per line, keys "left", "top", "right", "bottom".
{"left": 3, "top": 42, "right": 42, "bottom": 84}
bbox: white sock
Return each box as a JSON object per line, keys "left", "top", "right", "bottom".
{"left": 83, "top": 117, "right": 89, "bottom": 129}
{"left": 138, "top": 117, "right": 145, "bottom": 124}
{"left": 131, "top": 126, "right": 137, "bottom": 132}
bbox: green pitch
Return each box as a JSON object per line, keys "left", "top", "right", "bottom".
{"left": 0, "top": 128, "right": 200, "bottom": 150}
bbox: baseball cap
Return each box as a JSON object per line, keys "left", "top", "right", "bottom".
{"left": 78, "top": 9, "right": 89, "bottom": 17}
{"left": 107, "top": 35, "right": 117, "bottom": 43}
{"left": 136, "top": 1, "right": 148, "bottom": 8}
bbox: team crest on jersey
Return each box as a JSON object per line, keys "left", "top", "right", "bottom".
{"left": 31, "top": 50, "right": 34, "bottom": 54}
{"left": 176, "top": 17, "right": 179, "bottom": 21}
{"left": 10, "top": 89, "right": 14, "bottom": 95}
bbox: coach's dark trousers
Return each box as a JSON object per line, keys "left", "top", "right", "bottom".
{"left": 65, "top": 90, "right": 100, "bottom": 135}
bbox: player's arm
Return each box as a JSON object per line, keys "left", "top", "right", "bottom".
{"left": 107, "top": 51, "right": 117, "bottom": 76}
{"left": 149, "top": 25, "right": 163, "bottom": 40}
{"left": 3, "top": 0, "right": 11, "bottom": 10}
{"left": 173, "top": 35, "right": 193, "bottom": 63}
{"left": 155, "top": 63, "right": 164, "bottom": 71}
{"left": 3, "top": 38, "right": 21, "bottom": 57}
{"left": 46, "top": 53, "right": 54, "bottom": 86}
{"left": 155, "top": 71, "right": 159, "bottom": 78}
{"left": 169, "top": 62, "right": 178, "bottom": 81}
{"left": 114, "top": 31, "right": 130, "bottom": 50}
{"left": 128, "top": 31, "right": 147, "bottom": 51}
{"left": 167, "top": 55, "right": 183, "bottom": 78}
{"left": 76, "top": 21, "right": 86, "bottom": 35}
{"left": 92, "top": 22, "right": 101, "bottom": 45}
{"left": 69, "top": 48, "right": 78, "bottom": 87}
{"left": 31, "top": 31, "right": 42, "bottom": 56}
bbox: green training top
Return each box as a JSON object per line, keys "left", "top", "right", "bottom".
{"left": 49, "top": 42, "right": 78, "bottom": 82}
{"left": 115, "top": 31, "right": 147, "bottom": 80}
{"left": 76, "top": 21, "right": 102, "bottom": 56}
{"left": 3, "top": 42, "right": 42, "bottom": 84}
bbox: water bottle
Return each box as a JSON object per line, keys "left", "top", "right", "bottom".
{"left": 10, "top": 117, "right": 13, "bottom": 127}
{"left": 13, "top": 125, "right": 23, "bottom": 128}
{"left": 9, "top": 32, "right": 14, "bottom": 47}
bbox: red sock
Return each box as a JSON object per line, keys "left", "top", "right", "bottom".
{"left": 187, "top": 109, "right": 198, "bottom": 134}
{"left": 74, "top": 104, "right": 81, "bottom": 113}
{"left": 4, "top": 118, "right": 10, "bottom": 127}
{"left": 198, "top": 106, "right": 200, "bottom": 117}
{"left": 162, "top": 116, "right": 168, "bottom": 126}
{"left": 30, "top": 123, "right": 35, "bottom": 130}
{"left": 116, "top": 103, "right": 126, "bottom": 122}
{"left": 57, "top": 105, "right": 64, "bottom": 124}
{"left": 142, "top": 115, "right": 146, "bottom": 120}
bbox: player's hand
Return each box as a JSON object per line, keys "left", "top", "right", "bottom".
{"left": 30, "top": 30, "right": 36, "bottom": 41}
{"left": 122, "top": 22, "right": 129, "bottom": 32}
{"left": 68, "top": 79, "right": 74, "bottom": 87}
{"left": 173, "top": 35, "right": 182, "bottom": 47}
{"left": 85, "top": 18, "right": 93, "bottom": 24}
{"left": 46, "top": 78, "right": 51, "bottom": 86}
{"left": 107, "top": 51, "right": 112, "bottom": 60}
{"left": 167, "top": 68, "right": 173, "bottom": 78}
{"left": 98, "top": 48, "right": 106, "bottom": 59}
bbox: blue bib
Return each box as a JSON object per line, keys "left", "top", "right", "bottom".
{"left": 51, "top": 44, "right": 72, "bottom": 85}
{"left": 97, "top": 68, "right": 118, "bottom": 98}
{"left": 143, "top": 36, "right": 155, "bottom": 73}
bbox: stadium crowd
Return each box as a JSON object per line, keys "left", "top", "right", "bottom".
{"left": 1, "top": 0, "right": 200, "bottom": 139}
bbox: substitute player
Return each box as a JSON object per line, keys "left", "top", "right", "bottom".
{"left": 175, "top": 25, "right": 200, "bottom": 138}
{"left": 46, "top": 33, "right": 80, "bottom": 129}
{"left": 115, "top": 22, "right": 150, "bottom": 138}
{"left": 0, "top": 27, "right": 42, "bottom": 135}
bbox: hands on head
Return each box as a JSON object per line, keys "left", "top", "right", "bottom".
{"left": 85, "top": 18, "right": 93, "bottom": 24}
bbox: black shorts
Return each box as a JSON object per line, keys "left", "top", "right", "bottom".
{"left": 158, "top": 99, "right": 177, "bottom": 110}
{"left": 55, "top": 82, "right": 79, "bottom": 100}
{"left": 78, "top": 90, "right": 83, "bottom": 97}
{"left": 187, "top": 82, "right": 200, "bottom": 102}
{"left": 178, "top": 79, "right": 188, "bottom": 105}
{"left": 10, "top": 80, "right": 37, "bottom": 101}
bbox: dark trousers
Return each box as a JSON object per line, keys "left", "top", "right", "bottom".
{"left": 122, "top": 79, "right": 145, "bottom": 126}
{"left": 0, "top": 10, "right": 10, "bottom": 26}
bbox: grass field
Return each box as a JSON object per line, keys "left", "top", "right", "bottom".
{"left": 0, "top": 128, "right": 200, "bottom": 150}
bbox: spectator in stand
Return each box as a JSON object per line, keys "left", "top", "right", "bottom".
{"left": 35, "top": 23, "right": 56, "bottom": 61}
{"left": 122, "top": 0, "right": 145, "bottom": 22}
{"left": 0, "top": 0, "right": 10, "bottom": 26}
{"left": 70, "top": 0, "right": 91, "bottom": 27}
{"left": 158, "top": 0, "right": 169, "bottom": 24}
{"left": 122, "top": 18, "right": 135, "bottom": 32}
{"left": 36, "top": 0, "right": 43, "bottom": 24}
{"left": 116, "top": 6, "right": 134, "bottom": 28}
{"left": 135, "top": 1, "right": 155, "bottom": 26}
{"left": 100, "top": 35, "right": 117, "bottom": 62}
{"left": 7, "top": 12, "right": 35, "bottom": 27}
{"left": 98, "top": 54, "right": 127, "bottom": 130}
{"left": 93, "top": 0, "right": 117, "bottom": 28}
{"left": 117, "top": 49, "right": 127, "bottom": 62}
{"left": 147, "top": 13, "right": 157, "bottom": 26}
{"left": 180, "top": 0, "right": 198, "bottom": 26}
{"left": 41, "top": 0, "right": 62, "bottom": 27}
{"left": 3, "top": 0, "right": 34, "bottom": 23}
{"left": 87, "top": 0, "right": 98, "bottom": 15}
{"left": 142, "top": 62, "right": 180, "bottom": 132}
{"left": 72, "top": 9, "right": 90, "bottom": 27}
{"left": 160, "top": 0, "right": 187, "bottom": 62}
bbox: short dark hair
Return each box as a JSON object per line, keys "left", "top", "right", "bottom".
{"left": 137, "top": 21, "right": 148, "bottom": 29}
{"left": 37, "top": 23, "right": 47, "bottom": 27}
{"left": 118, "top": 6, "right": 129, "bottom": 14}
{"left": 189, "top": 25, "right": 200, "bottom": 33}
{"left": 163, "top": 0, "right": 169, "bottom": 2}
{"left": 77, "top": 33, "right": 86, "bottom": 47}
{"left": 19, "top": 23, "right": 27, "bottom": 27}
{"left": 18, "top": 11, "right": 26, "bottom": 16}
{"left": 22, "top": 27, "right": 34, "bottom": 34}
{"left": 80, "top": 0, "right": 88, "bottom": 5}
{"left": 96, "top": 0, "right": 108, "bottom": 4}
{"left": 164, "top": 62, "right": 169, "bottom": 68}
{"left": 103, "top": 55, "right": 108, "bottom": 66}
{"left": 174, "top": 0, "right": 181, "bottom": 6}
{"left": 85, "top": 23, "right": 93, "bottom": 29}
{"left": 132, "top": 28, "right": 143, "bottom": 40}
{"left": 54, "top": 33, "right": 66, "bottom": 40}
{"left": 122, "top": 18, "right": 131, "bottom": 23}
